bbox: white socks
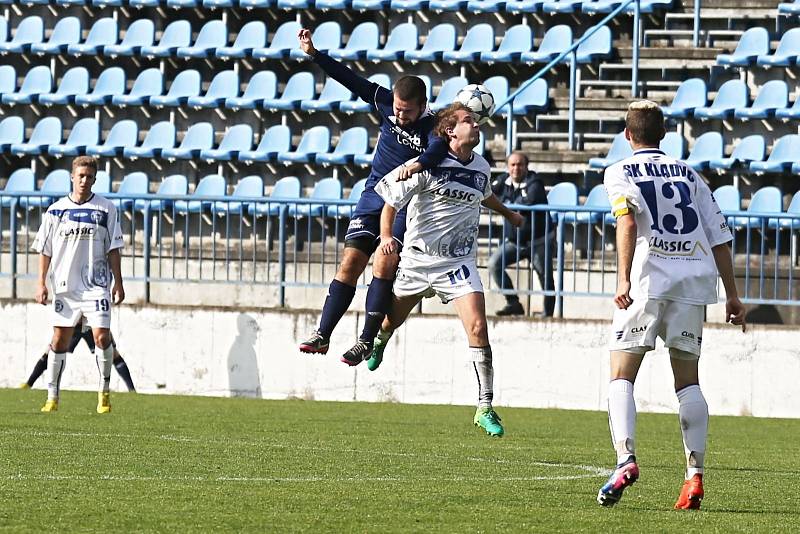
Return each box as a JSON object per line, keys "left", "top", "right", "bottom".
{"left": 469, "top": 346, "right": 493, "bottom": 410}
{"left": 46, "top": 350, "right": 66, "bottom": 401}
{"left": 96, "top": 344, "right": 114, "bottom": 393}
{"left": 608, "top": 379, "right": 636, "bottom": 465}
{"left": 677, "top": 384, "right": 708, "bottom": 479}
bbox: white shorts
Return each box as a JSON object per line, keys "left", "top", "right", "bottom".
{"left": 394, "top": 260, "right": 483, "bottom": 304}
{"left": 609, "top": 298, "right": 704, "bottom": 358}
{"left": 52, "top": 291, "right": 112, "bottom": 329}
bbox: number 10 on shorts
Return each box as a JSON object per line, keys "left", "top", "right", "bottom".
{"left": 446, "top": 265, "right": 470, "bottom": 285}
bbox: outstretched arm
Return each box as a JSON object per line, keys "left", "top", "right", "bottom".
{"left": 712, "top": 243, "right": 746, "bottom": 332}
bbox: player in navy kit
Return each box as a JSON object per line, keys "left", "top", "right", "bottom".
{"left": 296, "top": 28, "right": 449, "bottom": 365}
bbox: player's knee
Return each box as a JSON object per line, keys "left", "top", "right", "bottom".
{"left": 372, "top": 253, "right": 398, "bottom": 278}
{"left": 337, "top": 249, "right": 369, "bottom": 283}
{"left": 467, "top": 321, "right": 489, "bottom": 345}
{"left": 95, "top": 332, "right": 112, "bottom": 350}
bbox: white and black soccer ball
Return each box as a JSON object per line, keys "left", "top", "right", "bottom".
{"left": 455, "top": 84, "right": 495, "bottom": 125}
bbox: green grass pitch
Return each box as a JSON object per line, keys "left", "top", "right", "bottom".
{"left": 1, "top": 389, "right": 798, "bottom": 532}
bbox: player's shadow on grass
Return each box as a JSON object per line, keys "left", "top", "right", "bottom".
{"left": 227, "top": 313, "right": 261, "bottom": 398}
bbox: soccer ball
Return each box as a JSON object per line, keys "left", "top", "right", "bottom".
{"left": 455, "top": 84, "right": 495, "bottom": 125}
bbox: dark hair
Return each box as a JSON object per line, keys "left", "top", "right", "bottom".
{"left": 625, "top": 100, "right": 665, "bottom": 147}
{"left": 393, "top": 76, "right": 427, "bottom": 105}
{"left": 72, "top": 156, "right": 98, "bottom": 174}
{"left": 434, "top": 103, "right": 471, "bottom": 138}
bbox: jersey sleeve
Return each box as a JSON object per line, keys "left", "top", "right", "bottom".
{"left": 603, "top": 165, "right": 642, "bottom": 218}
{"left": 417, "top": 133, "right": 449, "bottom": 171}
{"left": 313, "top": 52, "right": 379, "bottom": 104}
{"left": 32, "top": 210, "right": 54, "bottom": 256}
{"left": 106, "top": 203, "right": 124, "bottom": 252}
{"left": 695, "top": 172, "right": 732, "bottom": 247}
{"left": 374, "top": 157, "right": 423, "bottom": 210}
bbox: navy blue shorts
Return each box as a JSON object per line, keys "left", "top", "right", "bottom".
{"left": 345, "top": 209, "right": 407, "bottom": 254}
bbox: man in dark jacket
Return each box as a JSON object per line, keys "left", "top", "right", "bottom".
{"left": 488, "top": 152, "right": 556, "bottom": 317}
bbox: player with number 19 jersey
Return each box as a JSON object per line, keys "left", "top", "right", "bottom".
{"left": 604, "top": 148, "right": 732, "bottom": 305}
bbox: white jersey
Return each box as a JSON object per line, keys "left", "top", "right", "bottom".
{"left": 375, "top": 152, "right": 492, "bottom": 270}
{"left": 604, "top": 148, "right": 732, "bottom": 305}
{"left": 32, "top": 194, "right": 124, "bottom": 297}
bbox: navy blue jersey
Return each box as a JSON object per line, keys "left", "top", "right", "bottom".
{"left": 313, "top": 53, "right": 448, "bottom": 217}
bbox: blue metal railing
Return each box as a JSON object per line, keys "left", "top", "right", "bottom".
{"left": 494, "top": 0, "right": 641, "bottom": 154}
{"left": 2, "top": 192, "right": 799, "bottom": 314}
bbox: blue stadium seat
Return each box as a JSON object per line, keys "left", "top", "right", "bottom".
{"left": 625, "top": 0, "right": 673, "bottom": 13}
{"left": 0, "top": 116, "right": 24, "bottom": 152}
{"left": 215, "top": 21, "right": 266, "bottom": 59}
{"left": 661, "top": 78, "right": 707, "bottom": 119}
{"left": 756, "top": 27, "right": 800, "bottom": 67}
{"left": 212, "top": 175, "right": 264, "bottom": 217}
{"left": 711, "top": 185, "right": 740, "bottom": 226}
{"left": 47, "top": 117, "right": 99, "bottom": 157}
{"left": 588, "top": 131, "right": 632, "bottom": 169}
{"left": 776, "top": 94, "right": 800, "bottom": 120}
{"left": 93, "top": 171, "right": 110, "bottom": 194}
{"left": 225, "top": 71, "right": 276, "bottom": 110}
{"left": 660, "top": 131, "right": 684, "bottom": 159}
{"left": 732, "top": 186, "right": 782, "bottom": 229}
{"left": 290, "top": 21, "right": 341, "bottom": 61}
{"left": 430, "top": 76, "right": 468, "bottom": 112}
{"left": 250, "top": 176, "right": 301, "bottom": 217}
{"left": 315, "top": 127, "right": 369, "bottom": 165}
{"left": 329, "top": 22, "right": 379, "bottom": 61}
{"left": 167, "top": 0, "right": 199, "bottom": 9}
{"left": 466, "top": 0, "right": 507, "bottom": 12}
{"left": 55, "top": 0, "right": 86, "bottom": 5}
{"left": 111, "top": 68, "right": 163, "bottom": 107}
{"left": 1, "top": 168, "right": 35, "bottom": 209}
{"left": 483, "top": 76, "right": 510, "bottom": 116}
{"left": 575, "top": 25, "right": 612, "bottom": 63}
{"left": 581, "top": 0, "right": 622, "bottom": 14}
{"left": 103, "top": 19, "right": 154, "bottom": 57}
{"left": 750, "top": 134, "right": 800, "bottom": 174}
{"left": 38, "top": 66, "right": 89, "bottom": 106}
{"left": 86, "top": 120, "right": 138, "bottom": 157}
{"left": 289, "top": 177, "right": 342, "bottom": 218}
{"left": 19, "top": 169, "right": 71, "bottom": 210}
{"left": 511, "top": 78, "right": 549, "bottom": 115}
{"left": 188, "top": 70, "right": 238, "bottom": 108}
{"left": 733, "top": 80, "right": 788, "bottom": 120}
{"left": 203, "top": 0, "right": 236, "bottom": 8}
{"left": 263, "top": 72, "right": 315, "bottom": 111}
{"left": 175, "top": 175, "right": 226, "bottom": 215}
{"left": 10, "top": 116, "right": 61, "bottom": 156}
{"left": 1, "top": 65, "right": 51, "bottom": 105}
{"left": 0, "top": 15, "right": 5, "bottom": 40}
{"left": 130, "top": 0, "right": 161, "bottom": 6}
{"left": 366, "top": 23, "right": 417, "bottom": 62}
{"left": 92, "top": 0, "right": 124, "bottom": 7}
{"left": 67, "top": 17, "right": 117, "bottom": 56}
{"left": 708, "top": 134, "right": 765, "bottom": 171}
{"left": 389, "top": 0, "right": 428, "bottom": 9}
{"left": 113, "top": 172, "right": 149, "bottom": 211}
{"left": 124, "top": 121, "right": 176, "bottom": 159}
{"left": 75, "top": 67, "right": 125, "bottom": 107}
{"left": 352, "top": 0, "right": 389, "bottom": 9}
{"left": 238, "top": 125, "right": 291, "bottom": 163}
{"left": 300, "top": 78, "right": 352, "bottom": 112}
{"left": 141, "top": 20, "right": 191, "bottom": 58}
{"left": 0, "top": 65, "right": 14, "bottom": 100}
{"left": 443, "top": 23, "right": 494, "bottom": 63}
{"left": 338, "top": 74, "right": 389, "bottom": 113}
{"left": 0, "top": 16, "right": 43, "bottom": 54}
{"left": 561, "top": 184, "right": 614, "bottom": 226}
{"left": 316, "top": 0, "right": 350, "bottom": 9}
{"left": 177, "top": 20, "right": 227, "bottom": 59}
{"left": 354, "top": 145, "right": 375, "bottom": 166}
{"left": 200, "top": 124, "right": 253, "bottom": 162}
{"left": 240, "top": 0, "right": 274, "bottom": 7}
{"left": 277, "top": 0, "right": 311, "bottom": 8}
{"left": 521, "top": 25, "right": 572, "bottom": 64}
{"left": 149, "top": 69, "right": 201, "bottom": 107}
{"left": 684, "top": 132, "right": 723, "bottom": 171}
{"left": 779, "top": 0, "right": 800, "bottom": 16}
{"left": 141, "top": 174, "right": 188, "bottom": 213}
{"left": 480, "top": 24, "right": 532, "bottom": 63}
{"left": 278, "top": 126, "right": 331, "bottom": 164}
{"left": 328, "top": 178, "right": 366, "bottom": 218}
{"left": 693, "top": 79, "right": 748, "bottom": 120}
{"left": 716, "top": 27, "right": 769, "bottom": 67}
{"left": 768, "top": 191, "right": 800, "bottom": 230}
{"left": 542, "top": 0, "right": 583, "bottom": 13}
{"left": 505, "top": 0, "right": 543, "bottom": 13}
{"left": 252, "top": 21, "right": 301, "bottom": 60}
{"left": 30, "top": 17, "right": 80, "bottom": 56}
{"left": 547, "top": 182, "right": 578, "bottom": 223}
{"left": 404, "top": 23, "right": 456, "bottom": 63}
{"left": 161, "top": 122, "right": 214, "bottom": 160}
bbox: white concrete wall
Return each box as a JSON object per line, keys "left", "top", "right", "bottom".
{"left": 2, "top": 301, "right": 798, "bottom": 418}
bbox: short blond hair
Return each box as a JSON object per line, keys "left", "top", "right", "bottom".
{"left": 434, "top": 103, "right": 471, "bottom": 138}
{"left": 72, "top": 156, "right": 98, "bottom": 174}
{"left": 625, "top": 100, "right": 665, "bottom": 147}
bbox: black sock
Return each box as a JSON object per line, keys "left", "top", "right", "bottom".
{"left": 26, "top": 355, "right": 48, "bottom": 387}
{"left": 360, "top": 277, "right": 393, "bottom": 344}
{"left": 318, "top": 279, "right": 357, "bottom": 339}
{"left": 114, "top": 357, "right": 136, "bottom": 392}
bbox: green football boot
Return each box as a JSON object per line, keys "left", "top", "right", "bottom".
{"left": 366, "top": 337, "right": 387, "bottom": 371}
{"left": 474, "top": 408, "right": 504, "bottom": 437}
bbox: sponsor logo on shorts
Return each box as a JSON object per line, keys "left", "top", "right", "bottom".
{"left": 631, "top": 325, "right": 647, "bottom": 334}
{"left": 348, "top": 218, "right": 364, "bottom": 231}
{"left": 681, "top": 331, "right": 696, "bottom": 340}
{"left": 54, "top": 300, "right": 63, "bottom": 313}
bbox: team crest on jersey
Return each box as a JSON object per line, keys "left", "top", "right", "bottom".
{"left": 90, "top": 210, "right": 104, "bottom": 223}
{"left": 54, "top": 300, "right": 63, "bottom": 313}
